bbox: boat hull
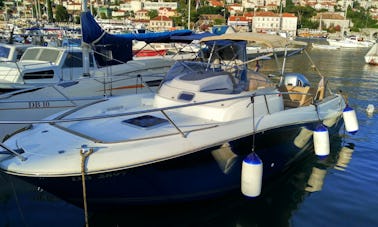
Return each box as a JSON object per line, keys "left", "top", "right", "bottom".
{"left": 11, "top": 117, "right": 344, "bottom": 208}
{"left": 365, "top": 57, "right": 378, "bottom": 65}
{"left": 327, "top": 38, "right": 373, "bottom": 48}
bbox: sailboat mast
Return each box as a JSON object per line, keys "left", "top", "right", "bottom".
{"left": 81, "top": 0, "right": 91, "bottom": 77}
{"left": 188, "top": 0, "right": 191, "bottom": 29}
{"left": 279, "top": 0, "right": 282, "bottom": 31}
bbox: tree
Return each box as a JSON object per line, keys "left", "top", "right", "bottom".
{"left": 197, "top": 6, "right": 223, "bottom": 15}
{"left": 284, "top": 4, "right": 316, "bottom": 28}
{"left": 172, "top": 16, "right": 183, "bottom": 27}
{"left": 91, "top": 8, "right": 98, "bottom": 17}
{"left": 147, "top": 9, "right": 158, "bottom": 19}
{"left": 125, "top": 11, "right": 134, "bottom": 18}
{"left": 55, "top": 5, "right": 69, "bottom": 22}
{"left": 74, "top": 16, "right": 80, "bottom": 24}
{"left": 347, "top": 5, "right": 378, "bottom": 30}
{"left": 214, "top": 18, "right": 224, "bottom": 25}
{"left": 100, "top": 12, "right": 107, "bottom": 19}
{"left": 46, "top": 0, "right": 54, "bottom": 23}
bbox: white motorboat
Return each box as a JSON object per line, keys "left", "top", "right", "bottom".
{"left": 0, "top": 45, "right": 175, "bottom": 93}
{"left": 0, "top": 32, "right": 358, "bottom": 209}
{"left": 311, "top": 43, "right": 340, "bottom": 50}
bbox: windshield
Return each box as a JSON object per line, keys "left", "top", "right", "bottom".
{"left": 21, "top": 48, "right": 61, "bottom": 64}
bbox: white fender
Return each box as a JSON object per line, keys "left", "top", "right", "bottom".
{"left": 313, "top": 124, "right": 330, "bottom": 157}
{"left": 241, "top": 152, "right": 263, "bottom": 197}
{"left": 343, "top": 106, "right": 359, "bottom": 134}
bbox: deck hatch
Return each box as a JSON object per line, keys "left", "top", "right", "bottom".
{"left": 122, "top": 115, "right": 168, "bottom": 128}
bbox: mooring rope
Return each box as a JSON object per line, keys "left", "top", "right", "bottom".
{"left": 250, "top": 96, "right": 256, "bottom": 153}
{"left": 80, "top": 147, "right": 93, "bottom": 227}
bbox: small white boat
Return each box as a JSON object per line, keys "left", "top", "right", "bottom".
{"left": 0, "top": 32, "right": 358, "bottom": 208}
{"left": 247, "top": 44, "right": 305, "bottom": 58}
{"left": 327, "top": 36, "right": 374, "bottom": 48}
{"left": 364, "top": 43, "right": 378, "bottom": 65}
{"left": 311, "top": 43, "right": 340, "bottom": 50}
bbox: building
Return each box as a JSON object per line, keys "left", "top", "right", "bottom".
{"left": 158, "top": 7, "right": 177, "bottom": 18}
{"left": 112, "top": 10, "right": 126, "bottom": 18}
{"left": 228, "top": 16, "right": 250, "bottom": 32}
{"left": 241, "top": 0, "right": 286, "bottom": 9}
{"left": 149, "top": 16, "right": 173, "bottom": 31}
{"left": 119, "top": 0, "right": 143, "bottom": 12}
{"left": 143, "top": 1, "right": 178, "bottom": 11}
{"left": 135, "top": 9, "right": 150, "bottom": 20}
{"left": 251, "top": 11, "right": 297, "bottom": 37}
{"left": 312, "top": 12, "right": 349, "bottom": 31}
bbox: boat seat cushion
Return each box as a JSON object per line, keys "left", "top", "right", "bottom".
{"left": 247, "top": 72, "right": 275, "bottom": 90}
{"left": 280, "top": 85, "right": 314, "bottom": 107}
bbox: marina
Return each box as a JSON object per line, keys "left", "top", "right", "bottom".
{"left": 0, "top": 0, "right": 377, "bottom": 225}
{"left": 0, "top": 41, "right": 377, "bottom": 226}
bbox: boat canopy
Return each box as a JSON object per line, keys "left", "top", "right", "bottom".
{"left": 80, "top": 12, "right": 195, "bottom": 65}
{"left": 170, "top": 32, "right": 216, "bottom": 43}
{"left": 200, "top": 32, "right": 307, "bottom": 49}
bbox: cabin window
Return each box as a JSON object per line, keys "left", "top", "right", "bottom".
{"left": 63, "top": 52, "right": 83, "bottom": 68}
{"left": 0, "top": 46, "right": 10, "bottom": 58}
{"left": 63, "top": 52, "right": 94, "bottom": 68}
{"left": 23, "top": 70, "right": 54, "bottom": 79}
{"left": 178, "top": 92, "right": 194, "bottom": 101}
{"left": 145, "top": 79, "right": 162, "bottom": 87}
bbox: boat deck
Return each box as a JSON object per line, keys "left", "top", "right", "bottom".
{"left": 56, "top": 109, "right": 220, "bottom": 143}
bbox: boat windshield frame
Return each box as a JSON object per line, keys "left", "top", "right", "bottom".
{"left": 162, "top": 40, "right": 248, "bottom": 87}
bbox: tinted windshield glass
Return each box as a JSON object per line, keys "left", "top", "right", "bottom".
{"left": 0, "top": 46, "right": 10, "bottom": 59}
{"left": 21, "top": 48, "right": 40, "bottom": 60}
{"left": 39, "top": 49, "right": 60, "bottom": 62}
{"left": 21, "top": 48, "right": 61, "bottom": 63}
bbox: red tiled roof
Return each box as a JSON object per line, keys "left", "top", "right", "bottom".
{"left": 151, "top": 16, "right": 171, "bottom": 21}
{"left": 229, "top": 16, "right": 248, "bottom": 21}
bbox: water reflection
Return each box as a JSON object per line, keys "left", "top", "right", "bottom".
{"left": 305, "top": 167, "right": 327, "bottom": 192}
{"left": 0, "top": 173, "right": 84, "bottom": 227}
{"left": 305, "top": 143, "right": 354, "bottom": 193}
{"left": 89, "top": 139, "right": 354, "bottom": 227}
{"left": 334, "top": 143, "right": 354, "bottom": 171}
